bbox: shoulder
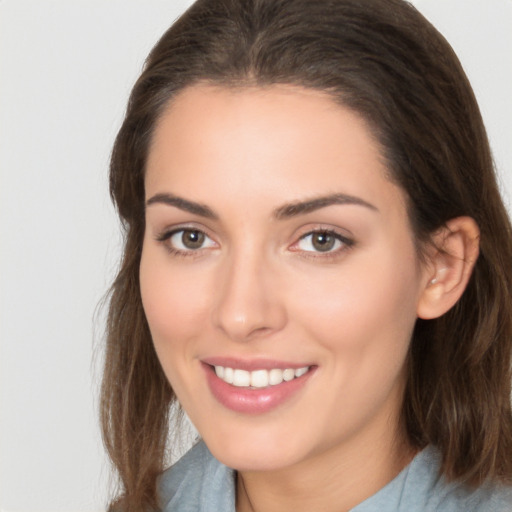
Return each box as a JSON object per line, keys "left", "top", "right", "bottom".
{"left": 426, "top": 477, "right": 512, "bottom": 512}
{"left": 426, "top": 481, "right": 512, "bottom": 512}
{"left": 353, "top": 446, "right": 512, "bottom": 512}
{"left": 158, "top": 440, "right": 236, "bottom": 512}
{"left": 443, "top": 478, "right": 512, "bottom": 512}
{"left": 407, "top": 446, "right": 512, "bottom": 512}
{"left": 420, "top": 447, "right": 512, "bottom": 512}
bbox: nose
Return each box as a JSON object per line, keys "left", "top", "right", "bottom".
{"left": 211, "top": 249, "right": 287, "bottom": 342}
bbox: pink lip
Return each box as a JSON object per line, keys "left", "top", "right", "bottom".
{"left": 201, "top": 360, "right": 316, "bottom": 414}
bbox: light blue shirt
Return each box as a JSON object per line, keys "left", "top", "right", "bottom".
{"left": 159, "top": 440, "right": 512, "bottom": 511}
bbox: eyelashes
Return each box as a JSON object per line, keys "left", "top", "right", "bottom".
{"left": 155, "top": 226, "right": 355, "bottom": 259}
{"left": 156, "top": 228, "right": 217, "bottom": 258}
{"left": 293, "top": 230, "right": 354, "bottom": 255}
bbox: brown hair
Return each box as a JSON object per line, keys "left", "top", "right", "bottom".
{"left": 101, "top": 0, "right": 512, "bottom": 509}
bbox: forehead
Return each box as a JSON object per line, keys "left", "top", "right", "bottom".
{"left": 145, "top": 84, "right": 405, "bottom": 216}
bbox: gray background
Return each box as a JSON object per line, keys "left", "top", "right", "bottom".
{"left": 1, "top": 0, "right": 511, "bottom": 510}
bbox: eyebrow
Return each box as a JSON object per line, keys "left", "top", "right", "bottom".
{"left": 273, "top": 193, "right": 378, "bottom": 219}
{"left": 145, "top": 192, "right": 377, "bottom": 220}
{"left": 146, "top": 193, "right": 218, "bottom": 219}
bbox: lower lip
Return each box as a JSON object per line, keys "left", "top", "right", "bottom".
{"left": 202, "top": 363, "right": 315, "bottom": 414}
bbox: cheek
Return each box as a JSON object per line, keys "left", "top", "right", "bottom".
{"left": 285, "top": 252, "right": 420, "bottom": 429}
{"left": 139, "top": 246, "right": 212, "bottom": 361}
{"left": 288, "top": 248, "right": 421, "bottom": 360}
{"left": 139, "top": 248, "right": 219, "bottom": 412}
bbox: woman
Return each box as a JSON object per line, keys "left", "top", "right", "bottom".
{"left": 101, "top": 0, "right": 512, "bottom": 510}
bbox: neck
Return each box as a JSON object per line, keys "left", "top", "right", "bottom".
{"left": 236, "top": 425, "right": 415, "bottom": 512}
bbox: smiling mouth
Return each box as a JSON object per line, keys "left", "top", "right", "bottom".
{"left": 212, "top": 365, "right": 311, "bottom": 388}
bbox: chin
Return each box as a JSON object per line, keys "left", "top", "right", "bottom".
{"left": 212, "top": 444, "right": 301, "bottom": 472}
{"left": 199, "top": 423, "right": 310, "bottom": 472}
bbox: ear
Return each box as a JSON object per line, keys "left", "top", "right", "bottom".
{"left": 417, "top": 216, "right": 480, "bottom": 320}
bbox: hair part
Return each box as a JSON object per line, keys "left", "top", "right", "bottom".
{"left": 102, "top": 0, "right": 512, "bottom": 509}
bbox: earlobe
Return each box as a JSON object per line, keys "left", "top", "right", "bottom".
{"left": 417, "top": 216, "right": 480, "bottom": 320}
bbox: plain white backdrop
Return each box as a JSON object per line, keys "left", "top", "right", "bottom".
{"left": 0, "top": 1, "right": 510, "bottom": 511}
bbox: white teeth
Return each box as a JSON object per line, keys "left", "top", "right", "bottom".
{"left": 295, "top": 367, "right": 308, "bottom": 377}
{"left": 269, "top": 368, "right": 284, "bottom": 385}
{"left": 224, "top": 367, "right": 234, "bottom": 384}
{"left": 283, "top": 368, "right": 295, "bottom": 381}
{"left": 232, "top": 369, "right": 251, "bottom": 387}
{"left": 251, "top": 369, "right": 269, "bottom": 388}
{"left": 213, "top": 365, "right": 310, "bottom": 388}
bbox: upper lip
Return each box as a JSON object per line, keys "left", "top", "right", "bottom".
{"left": 201, "top": 356, "right": 313, "bottom": 371}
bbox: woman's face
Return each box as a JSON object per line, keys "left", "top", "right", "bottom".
{"left": 140, "top": 85, "right": 431, "bottom": 471}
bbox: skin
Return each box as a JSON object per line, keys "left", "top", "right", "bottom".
{"left": 140, "top": 84, "right": 452, "bottom": 511}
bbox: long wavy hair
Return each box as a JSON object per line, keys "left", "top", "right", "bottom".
{"left": 101, "top": 0, "right": 512, "bottom": 509}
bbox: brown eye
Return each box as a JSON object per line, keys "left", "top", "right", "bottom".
{"left": 311, "top": 232, "right": 336, "bottom": 252}
{"left": 181, "top": 229, "right": 205, "bottom": 249}
{"left": 165, "top": 228, "right": 216, "bottom": 252}
{"left": 296, "top": 230, "right": 352, "bottom": 254}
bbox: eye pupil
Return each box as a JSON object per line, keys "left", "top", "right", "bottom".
{"left": 182, "top": 230, "right": 205, "bottom": 249}
{"left": 312, "top": 232, "right": 335, "bottom": 252}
